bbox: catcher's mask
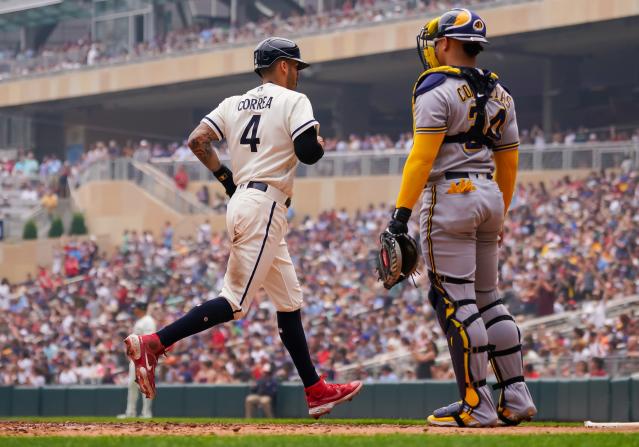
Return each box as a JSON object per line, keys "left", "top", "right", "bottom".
{"left": 417, "top": 8, "right": 489, "bottom": 70}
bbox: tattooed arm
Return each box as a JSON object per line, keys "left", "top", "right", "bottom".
{"left": 188, "top": 123, "right": 236, "bottom": 197}
{"left": 187, "top": 123, "right": 221, "bottom": 172}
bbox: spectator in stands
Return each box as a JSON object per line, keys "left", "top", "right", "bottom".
{"left": 87, "top": 43, "right": 101, "bottom": 66}
{"left": 524, "top": 363, "right": 541, "bottom": 379}
{"left": 244, "top": 365, "right": 278, "bottom": 418}
{"left": 573, "top": 360, "right": 588, "bottom": 377}
{"left": 196, "top": 185, "right": 210, "bottom": 206}
{"left": 173, "top": 141, "right": 193, "bottom": 161}
{"left": 589, "top": 357, "right": 607, "bottom": 377}
{"left": 133, "top": 140, "right": 151, "bottom": 163}
{"left": 174, "top": 165, "right": 189, "bottom": 190}
{"left": 63, "top": 254, "right": 79, "bottom": 278}
{"left": 20, "top": 185, "right": 38, "bottom": 202}
{"left": 413, "top": 340, "right": 438, "bottom": 379}
{"left": 41, "top": 189, "right": 59, "bottom": 219}
{"left": 378, "top": 365, "right": 399, "bottom": 382}
{"left": 162, "top": 221, "right": 174, "bottom": 249}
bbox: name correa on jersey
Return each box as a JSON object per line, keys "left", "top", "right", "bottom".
{"left": 238, "top": 96, "right": 274, "bottom": 111}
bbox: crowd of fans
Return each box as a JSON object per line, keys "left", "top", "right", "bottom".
{"left": 76, "top": 124, "right": 639, "bottom": 165}
{"left": 1, "top": 168, "right": 639, "bottom": 386}
{"left": 0, "top": 150, "right": 70, "bottom": 225}
{"left": 0, "top": 121, "right": 637, "bottom": 234}
{"left": 520, "top": 125, "right": 639, "bottom": 148}
{"left": 0, "top": 0, "right": 499, "bottom": 80}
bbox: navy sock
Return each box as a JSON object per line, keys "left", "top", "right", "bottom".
{"left": 277, "top": 310, "right": 320, "bottom": 388}
{"left": 157, "top": 297, "right": 234, "bottom": 347}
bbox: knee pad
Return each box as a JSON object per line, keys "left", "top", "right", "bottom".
{"left": 430, "top": 281, "right": 491, "bottom": 409}
{"left": 477, "top": 292, "right": 526, "bottom": 412}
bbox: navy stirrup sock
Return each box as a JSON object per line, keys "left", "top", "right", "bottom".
{"left": 277, "top": 309, "right": 321, "bottom": 388}
{"left": 157, "top": 297, "right": 234, "bottom": 347}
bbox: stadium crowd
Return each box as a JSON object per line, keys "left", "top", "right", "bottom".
{"left": 3, "top": 124, "right": 635, "bottom": 230}
{"left": 1, "top": 168, "right": 639, "bottom": 387}
{"left": 0, "top": 0, "right": 517, "bottom": 79}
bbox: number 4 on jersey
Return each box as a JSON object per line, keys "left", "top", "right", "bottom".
{"left": 240, "top": 115, "right": 261, "bottom": 152}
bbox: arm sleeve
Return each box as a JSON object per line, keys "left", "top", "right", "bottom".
{"left": 201, "top": 98, "right": 228, "bottom": 140}
{"left": 395, "top": 133, "right": 445, "bottom": 209}
{"left": 494, "top": 148, "right": 518, "bottom": 214}
{"left": 394, "top": 89, "right": 448, "bottom": 209}
{"left": 293, "top": 126, "right": 324, "bottom": 165}
{"left": 288, "top": 94, "right": 319, "bottom": 140}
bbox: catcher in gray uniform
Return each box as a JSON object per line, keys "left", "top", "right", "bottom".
{"left": 378, "top": 8, "right": 537, "bottom": 427}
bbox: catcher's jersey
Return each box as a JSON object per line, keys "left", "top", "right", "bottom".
{"left": 202, "top": 82, "right": 318, "bottom": 197}
{"left": 414, "top": 69, "right": 518, "bottom": 181}
{"left": 133, "top": 315, "right": 156, "bottom": 335}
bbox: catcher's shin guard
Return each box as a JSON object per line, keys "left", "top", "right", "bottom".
{"left": 428, "top": 275, "right": 496, "bottom": 426}
{"left": 477, "top": 289, "right": 537, "bottom": 425}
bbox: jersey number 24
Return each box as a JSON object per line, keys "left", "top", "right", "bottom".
{"left": 240, "top": 115, "right": 261, "bottom": 152}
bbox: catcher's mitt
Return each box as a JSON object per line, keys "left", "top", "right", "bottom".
{"left": 377, "top": 231, "right": 419, "bottom": 289}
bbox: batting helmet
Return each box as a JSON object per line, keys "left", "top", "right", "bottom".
{"left": 253, "top": 37, "right": 310, "bottom": 77}
{"left": 417, "top": 8, "right": 489, "bottom": 70}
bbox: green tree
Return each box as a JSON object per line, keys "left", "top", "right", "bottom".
{"left": 48, "top": 217, "right": 64, "bottom": 238}
{"left": 22, "top": 219, "right": 38, "bottom": 240}
{"left": 69, "top": 213, "right": 88, "bottom": 235}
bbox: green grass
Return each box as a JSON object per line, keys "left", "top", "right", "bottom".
{"left": 1, "top": 434, "right": 638, "bottom": 447}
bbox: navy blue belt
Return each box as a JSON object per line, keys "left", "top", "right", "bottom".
{"left": 445, "top": 172, "right": 493, "bottom": 180}
{"left": 247, "top": 181, "right": 292, "bottom": 208}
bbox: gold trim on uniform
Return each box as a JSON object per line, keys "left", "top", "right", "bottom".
{"left": 493, "top": 141, "right": 519, "bottom": 152}
{"left": 426, "top": 184, "right": 438, "bottom": 275}
{"left": 416, "top": 126, "right": 448, "bottom": 134}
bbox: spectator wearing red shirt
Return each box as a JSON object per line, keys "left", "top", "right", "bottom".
{"left": 174, "top": 165, "right": 189, "bottom": 190}
{"left": 63, "top": 256, "right": 79, "bottom": 277}
{"left": 589, "top": 357, "right": 608, "bottom": 377}
{"left": 524, "top": 363, "right": 541, "bottom": 379}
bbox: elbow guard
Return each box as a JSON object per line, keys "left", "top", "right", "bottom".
{"left": 293, "top": 127, "right": 324, "bottom": 165}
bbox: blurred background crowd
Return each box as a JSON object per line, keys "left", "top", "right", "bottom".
{"left": 1, "top": 168, "right": 638, "bottom": 386}
{"left": 0, "top": 126, "right": 639, "bottom": 223}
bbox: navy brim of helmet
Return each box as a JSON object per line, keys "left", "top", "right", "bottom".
{"left": 255, "top": 56, "right": 310, "bottom": 75}
{"left": 290, "top": 57, "right": 310, "bottom": 70}
{"left": 445, "top": 34, "right": 489, "bottom": 44}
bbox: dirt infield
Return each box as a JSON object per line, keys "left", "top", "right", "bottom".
{"left": 2, "top": 421, "right": 639, "bottom": 437}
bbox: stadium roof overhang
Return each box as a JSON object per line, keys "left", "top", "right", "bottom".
{"left": 25, "top": 15, "right": 636, "bottom": 111}
{"left": 0, "top": 0, "right": 89, "bottom": 30}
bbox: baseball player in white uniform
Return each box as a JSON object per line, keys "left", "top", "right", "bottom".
{"left": 125, "top": 37, "right": 362, "bottom": 418}
{"left": 383, "top": 9, "right": 537, "bottom": 427}
{"left": 119, "top": 302, "right": 156, "bottom": 418}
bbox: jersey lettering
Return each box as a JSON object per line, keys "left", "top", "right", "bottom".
{"left": 237, "top": 96, "right": 274, "bottom": 111}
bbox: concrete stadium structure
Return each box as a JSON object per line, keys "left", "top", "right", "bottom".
{"left": 0, "top": 0, "right": 637, "bottom": 157}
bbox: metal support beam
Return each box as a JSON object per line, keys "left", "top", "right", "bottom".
{"left": 542, "top": 58, "right": 553, "bottom": 139}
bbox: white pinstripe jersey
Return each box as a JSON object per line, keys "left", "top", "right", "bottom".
{"left": 203, "top": 82, "right": 318, "bottom": 197}
{"left": 414, "top": 69, "right": 519, "bottom": 181}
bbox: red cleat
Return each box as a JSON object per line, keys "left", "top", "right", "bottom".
{"left": 305, "top": 375, "right": 363, "bottom": 419}
{"left": 124, "top": 333, "right": 166, "bottom": 400}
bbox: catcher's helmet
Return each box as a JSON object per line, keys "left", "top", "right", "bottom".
{"left": 417, "top": 8, "right": 488, "bottom": 70}
{"left": 253, "top": 37, "right": 309, "bottom": 77}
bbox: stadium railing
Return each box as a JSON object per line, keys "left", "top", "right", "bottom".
{"left": 70, "top": 157, "right": 210, "bottom": 215}
{"left": 151, "top": 141, "right": 639, "bottom": 181}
